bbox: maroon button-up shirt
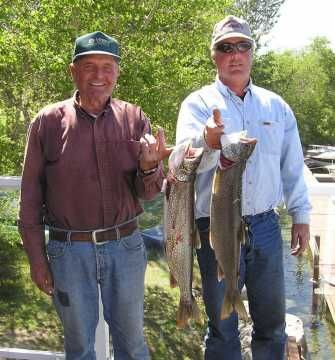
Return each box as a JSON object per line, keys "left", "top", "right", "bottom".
{"left": 18, "top": 94, "right": 164, "bottom": 263}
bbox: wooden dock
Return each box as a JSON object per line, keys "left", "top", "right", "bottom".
{"left": 304, "top": 166, "right": 335, "bottom": 323}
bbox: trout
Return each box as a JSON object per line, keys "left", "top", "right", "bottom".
{"left": 210, "top": 114, "right": 257, "bottom": 321}
{"left": 164, "top": 142, "right": 203, "bottom": 328}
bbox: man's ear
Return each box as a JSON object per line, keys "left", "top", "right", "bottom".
{"left": 69, "top": 63, "right": 76, "bottom": 80}
{"left": 211, "top": 50, "right": 217, "bottom": 65}
{"left": 115, "top": 61, "right": 121, "bottom": 78}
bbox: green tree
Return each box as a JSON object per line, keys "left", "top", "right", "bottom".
{"left": 253, "top": 37, "right": 335, "bottom": 145}
{"left": 230, "top": 0, "right": 285, "bottom": 47}
{"left": 0, "top": 0, "right": 234, "bottom": 174}
{"left": 0, "top": 0, "right": 288, "bottom": 174}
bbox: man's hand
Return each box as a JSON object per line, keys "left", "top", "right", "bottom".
{"left": 204, "top": 109, "right": 225, "bottom": 149}
{"left": 30, "top": 257, "right": 54, "bottom": 296}
{"left": 291, "top": 223, "right": 310, "bottom": 256}
{"left": 139, "top": 127, "right": 173, "bottom": 171}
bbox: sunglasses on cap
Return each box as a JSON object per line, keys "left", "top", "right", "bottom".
{"left": 215, "top": 41, "right": 252, "bottom": 54}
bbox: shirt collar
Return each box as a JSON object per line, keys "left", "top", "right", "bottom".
{"left": 72, "top": 90, "right": 112, "bottom": 119}
{"left": 214, "top": 75, "right": 253, "bottom": 98}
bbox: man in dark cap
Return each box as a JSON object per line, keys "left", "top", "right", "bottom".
{"left": 176, "top": 15, "right": 310, "bottom": 360}
{"left": 19, "top": 31, "right": 169, "bottom": 360}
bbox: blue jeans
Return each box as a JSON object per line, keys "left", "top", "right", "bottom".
{"left": 196, "top": 210, "right": 286, "bottom": 360}
{"left": 47, "top": 229, "right": 150, "bottom": 360}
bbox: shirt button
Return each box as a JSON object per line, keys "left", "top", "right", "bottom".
{"left": 248, "top": 181, "right": 252, "bottom": 185}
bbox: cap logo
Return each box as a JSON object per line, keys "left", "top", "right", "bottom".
{"left": 73, "top": 31, "right": 121, "bottom": 62}
{"left": 221, "top": 20, "right": 243, "bottom": 31}
{"left": 87, "top": 37, "right": 110, "bottom": 47}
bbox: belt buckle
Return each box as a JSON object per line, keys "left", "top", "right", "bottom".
{"left": 92, "top": 228, "right": 108, "bottom": 245}
{"left": 92, "top": 227, "right": 120, "bottom": 245}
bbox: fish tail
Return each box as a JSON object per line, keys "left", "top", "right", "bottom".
{"left": 234, "top": 292, "right": 249, "bottom": 321}
{"left": 176, "top": 300, "right": 192, "bottom": 328}
{"left": 191, "top": 296, "right": 203, "bottom": 325}
{"left": 221, "top": 293, "right": 234, "bottom": 320}
{"left": 170, "top": 273, "right": 178, "bottom": 288}
{"left": 176, "top": 296, "right": 202, "bottom": 328}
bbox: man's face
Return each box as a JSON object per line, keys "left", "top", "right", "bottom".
{"left": 212, "top": 37, "right": 253, "bottom": 89}
{"left": 70, "top": 54, "right": 119, "bottom": 103}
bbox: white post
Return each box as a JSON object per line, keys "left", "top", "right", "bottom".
{"left": 95, "top": 286, "right": 110, "bottom": 360}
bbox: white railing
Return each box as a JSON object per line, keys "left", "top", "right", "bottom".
{"left": 0, "top": 176, "right": 110, "bottom": 360}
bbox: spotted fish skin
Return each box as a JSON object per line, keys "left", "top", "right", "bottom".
{"left": 210, "top": 134, "right": 256, "bottom": 322}
{"left": 164, "top": 144, "right": 203, "bottom": 328}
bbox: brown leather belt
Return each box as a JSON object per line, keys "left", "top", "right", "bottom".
{"left": 49, "top": 221, "right": 137, "bottom": 243}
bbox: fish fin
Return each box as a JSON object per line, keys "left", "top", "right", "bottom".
{"left": 217, "top": 265, "right": 225, "bottom": 281}
{"left": 194, "top": 228, "right": 201, "bottom": 249}
{"left": 170, "top": 273, "right": 178, "bottom": 288}
{"left": 176, "top": 297, "right": 202, "bottom": 328}
{"left": 191, "top": 296, "right": 203, "bottom": 325}
{"left": 221, "top": 293, "right": 234, "bottom": 320}
{"left": 209, "top": 232, "right": 215, "bottom": 250}
{"left": 176, "top": 300, "right": 192, "bottom": 328}
{"left": 240, "top": 225, "right": 246, "bottom": 245}
{"left": 234, "top": 293, "right": 249, "bottom": 321}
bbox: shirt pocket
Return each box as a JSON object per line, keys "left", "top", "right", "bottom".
{"left": 46, "top": 239, "right": 68, "bottom": 259}
{"left": 120, "top": 230, "right": 144, "bottom": 251}
{"left": 258, "top": 119, "right": 283, "bottom": 156}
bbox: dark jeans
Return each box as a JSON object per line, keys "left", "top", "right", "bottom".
{"left": 196, "top": 210, "right": 286, "bottom": 360}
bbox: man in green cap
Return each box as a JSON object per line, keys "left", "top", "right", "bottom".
{"left": 19, "top": 31, "right": 169, "bottom": 360}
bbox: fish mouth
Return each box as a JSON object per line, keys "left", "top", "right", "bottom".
{"left": 185, "top": 146, "right": 203, "bottom": 159}
{"left": 239, "top": 137, "right": 257, "bottom": 145}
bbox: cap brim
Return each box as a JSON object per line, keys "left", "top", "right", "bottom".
{"left": 73, "top": 50, "right": 121, "bottom": 63}
{"left": 211, "top": 32, "right": 253, "bottom": 48}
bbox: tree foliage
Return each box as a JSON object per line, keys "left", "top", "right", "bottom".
{"left": 0, "top": 0, "right": 234, "bottom": 174}
{"left": 0, "top": 0, "right": 290, "bottom": 175}
{"left": 252, "top": 37, "right": 335, "bottom": 145}
{"left": 231, "top": 0, "right": 285, "bottom": 47}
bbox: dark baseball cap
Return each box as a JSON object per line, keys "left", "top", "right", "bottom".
{"left": 72, "top": 31, "right": 121, "bottom": 63}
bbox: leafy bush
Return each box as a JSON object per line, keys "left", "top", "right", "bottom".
{"left": 0, "top": 191, "right": 24, "bottom": 300}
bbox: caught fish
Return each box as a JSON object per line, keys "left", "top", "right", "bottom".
{"left": 164, "top": 142, "right": 203, "bottom": 328}
{"left": 210, "top": 110, "right": 257, "bottom": 321}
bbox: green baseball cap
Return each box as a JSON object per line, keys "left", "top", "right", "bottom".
{"left": 72, "top": 31, "right": 121, "bottom": 63}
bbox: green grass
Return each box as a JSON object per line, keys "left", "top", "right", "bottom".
{"left": 0, "top": 250, "right": 206, "bottom": 359}
{"left": 0, "top": 194, "right": 206, "bottom": 358}
{"left": 144, "top": 251, "right": 205, "bottom": 360}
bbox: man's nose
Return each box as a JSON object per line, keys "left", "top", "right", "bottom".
{"left": 230, "top": 49, "right": 241, "bottom": 58}
{"left": 94, "top": 67, "right": 104, "bottom": 78}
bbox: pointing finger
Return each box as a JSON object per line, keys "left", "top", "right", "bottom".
{"left": 156, "top": 127, "right": 173, "bottom": 160}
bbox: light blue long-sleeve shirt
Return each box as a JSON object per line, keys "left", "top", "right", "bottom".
{"left": 176, "top": 77, "right": 311, "bottom": 224}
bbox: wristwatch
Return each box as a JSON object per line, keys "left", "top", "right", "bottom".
{"left": 140, "top": 167, "right": 158, "bottom": 176}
